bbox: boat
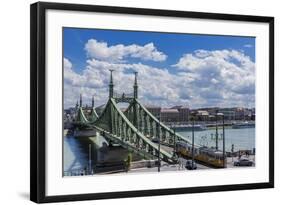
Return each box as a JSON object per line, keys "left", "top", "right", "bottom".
{"left": 173, "top": 124, "right": 207, "bottom": 131}
{"left": 73, "top": 128, "right": 98, "bottom": 137}
{"left": 232, "top": 121, "right": 255, "bottom": 129}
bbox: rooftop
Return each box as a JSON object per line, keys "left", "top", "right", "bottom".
{"left": 161, "top": 108, "right": 179, "bottom": 113}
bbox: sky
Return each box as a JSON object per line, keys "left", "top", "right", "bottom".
{"left": 63, "top": 27, "right": 255, "bottom": 109}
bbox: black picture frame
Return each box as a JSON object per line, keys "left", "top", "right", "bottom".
{"left": 30, "top": 1, "right": 274, "bottom": 203}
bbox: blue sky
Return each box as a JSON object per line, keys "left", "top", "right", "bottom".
{"left": 63, "top": 27, "right": 255, "bottom": 109}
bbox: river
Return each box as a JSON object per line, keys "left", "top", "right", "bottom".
{"left": 63, "top": 127, "right": 255, "bottom": 174}
{"left": 177, "top": 127, "right": 255, "bottom": 152}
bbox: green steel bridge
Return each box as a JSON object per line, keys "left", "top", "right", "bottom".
{"left": 74, "top": 71, "right": 196, "bottom": 164}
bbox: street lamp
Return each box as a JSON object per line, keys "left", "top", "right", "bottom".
{"left": 192, "top": 115, "right": 195, "bottom": 169}
{"left": 222, "top": 113, "right": 225, "bottom": 168}
{"left": 217, "top": 112, "right": 225, "bottom": 168}
{"left": 231, "top": 144, "right": 234, "bottom": 162}
{"left": 168, "top": 119, "right": 177, "bottom": 160}
{"left": 88, "top": 144, "right": 92, "bottom": 175}
{"left": 158, "top": 114, "right": 161, "bottom": 172}
{"left": 215, "top": 110, "right": 218, "bottom": 150}
{"left": 173, "top": 127, "right": 176, "bottom": 155}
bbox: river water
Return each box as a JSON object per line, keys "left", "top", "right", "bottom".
{"left": 63, "top": 135, "right": 108, "bottom": 174}
{"left": 63, "top": 127, "right": 255, "bottom": 173}
{"left": 178, "top": 127, "right": 255, "bottom": 152}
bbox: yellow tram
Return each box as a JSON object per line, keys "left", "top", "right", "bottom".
{"left": 175, "top": 142, "right": 226, "bottom": 168}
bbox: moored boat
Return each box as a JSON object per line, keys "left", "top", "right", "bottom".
{"left": 173, "top": 124, "right": 207, "bottom": 131}
{"left": 232, "top": 121, "right": 255, "bottom": 129}
{"left": 74, "top": 128, "right": 98, "bottom": 137}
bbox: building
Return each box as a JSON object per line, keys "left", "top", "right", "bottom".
{"left": 219, "top": 108, "right": 236, "bottom": 120}
{"left": 160, "top": 108, "right": 179, "bottom": 122}
{"left": 196, "top": 110, "right": 209, "bottom": 121}
{"left": 234, "top": 107, "right": 245, "bottom": 120}
{"left": 145, "top": 105, "right": 189, "bottom": 123}
{"left": 171, "top": 106, "right": 189, "bottom": 123}
{"left": 145, "top": 106, "right": 161, "bottom": 119}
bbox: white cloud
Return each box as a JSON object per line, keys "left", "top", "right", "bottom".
{"left": 64, "top": 58, "right": 85, "bottom": 87}
{"left": 173, "top": 49, "right": 255, "bottom": 107}
{"left": 64, "top": 58, "right": 72, "bottom": 69}
{"left": 64, "top": 57, "right": 192, "bottom": 108}
{"left": 244, "top": 44, "right": 253, "bottom": 48}
{"left": 84, "top": 39, "right": 167, "bottom": 62}
{"left": 64, "top": 49, "right": 255, "bottom": 109}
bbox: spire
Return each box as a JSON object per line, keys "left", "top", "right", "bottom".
{"left": 133, "top": 71, "right": 138, "bottom": 99}
{"left": 134, "top": 71, "right": 138, "bottom": 85}
{"left": 109, "top": 69, "right": 114, "bottom": 98}
{"left": 92, "top": 95, "right": 95, "bottom": 108}
{"left": 110, "top": 69, "right": 114, "bottom": 84}
{"left": 80, "top": 93, "right": 82, "bottom": 107}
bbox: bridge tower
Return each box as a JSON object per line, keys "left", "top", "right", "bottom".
{"left": 133, "top": 71, "right": 138, "bottom": 99}
{"left": 79, "top": 93, "right": 82, "bottom": 107}
{"left": 109, "top": 69, "right": 114, "bottom": 98}
{"left": 92, "top": 95, "right": 95, "bottom": 108}
{"left": 133, "top": 72, "right": 139, "bottom": 128}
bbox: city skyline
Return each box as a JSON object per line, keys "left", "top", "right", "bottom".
{"left": 64, "top": 28, "right": 255, "bottom": 109}
{"left": 68, "top": 93, "right": 255, "bottom": 110}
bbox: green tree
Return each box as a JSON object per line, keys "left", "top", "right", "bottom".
{"left": 125, "top": 153, "right": 132, "bottom": 172}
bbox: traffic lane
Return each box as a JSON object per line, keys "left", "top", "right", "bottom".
{"left": 177, "top": 157, "right": 210, "bottom": 170}
{"left": 226, "top": 156, "right": 255, "bottom": 168}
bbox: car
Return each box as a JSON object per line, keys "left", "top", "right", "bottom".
{"left": 152, "top": 138, "right": 159, "bottom": 143}
{"left": 185, "top": 160, "right": 197, "bottom": 170}
{"left": 233, "top": 158, "right": 254, "bottom": 166}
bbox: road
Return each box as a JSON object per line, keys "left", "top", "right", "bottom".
{"left": 93, "top": 155, "right": 256, "bottom": 175}
{"left": 128, "top": 155, "right": 255, "bottom": 173}
{"left": 128, "top": 157, "right": 209, "bottom": 173}
{"left": 226, "top": 155, "right": 255, "bottom": 168}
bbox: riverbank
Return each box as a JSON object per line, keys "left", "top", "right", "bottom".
{"left": 64, "top": 131, "right": 153, "bottom": 176}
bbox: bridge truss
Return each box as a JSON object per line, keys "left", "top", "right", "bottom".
{"left": 74, "top": 71, "right": 194, "bottom": 164}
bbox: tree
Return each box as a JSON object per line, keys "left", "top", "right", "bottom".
{"left": 124, "top": 153, "right": 132, "bottom": 172}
